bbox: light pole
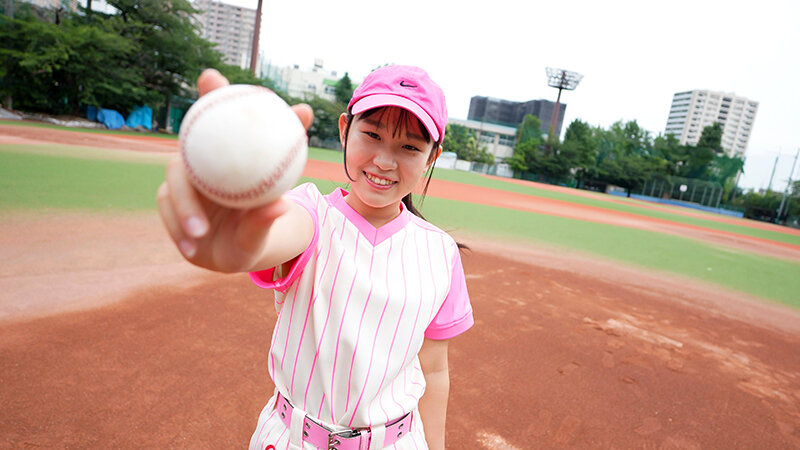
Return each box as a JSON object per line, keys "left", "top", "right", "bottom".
{"left": 249, "top": 0, "right": 263, "bottom": 76}
{"left": 777, "top": 148, "right": 799, "bottom": 223}
{"left": 545, "top": 68, "right": 583, "bottom": 143}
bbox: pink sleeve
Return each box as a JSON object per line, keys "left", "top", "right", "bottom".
{"left": 249, "top": 184, "right": 319, "bottom": 294}
{"left": 425, "top": 247, "right": 474, "bottom": 340}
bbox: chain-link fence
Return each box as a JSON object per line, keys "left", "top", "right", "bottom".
{"left": 638, "top": 176, "right": 724, "bottom": 208}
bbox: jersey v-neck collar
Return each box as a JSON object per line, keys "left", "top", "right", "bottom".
{"left": 327, "top": 188, "right": 410, "bottom": 246}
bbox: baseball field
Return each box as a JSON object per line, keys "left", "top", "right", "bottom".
{"left": 1, "top": 121, "right": 799, "bottom": 448}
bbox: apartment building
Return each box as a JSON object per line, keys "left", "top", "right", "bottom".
{"left": 193, "top": 0, "right": 256, "bottom": 68}
{"left": 665, "top": 90, "right": 758, "bottom": 157}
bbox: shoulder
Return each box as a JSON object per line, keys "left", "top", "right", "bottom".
{"left": 287, "top": 182, "right": 323, "bottom": 201}
{"left": 407, "top": 214, "right": 459, "bottom": 254}
{"left": 285, "top": 182, "right": 330, "bottom": 214}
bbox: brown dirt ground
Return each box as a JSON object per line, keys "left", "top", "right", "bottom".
{"left": 2, "top": 123, "right": 800, "bottom": 449}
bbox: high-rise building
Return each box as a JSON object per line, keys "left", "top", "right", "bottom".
{"left": 665, "top": 90, "right": 758, "bottom": 157}
{"left": 193, "top": 0, "right": 256, "bottom": 69}
{"left": 467, "top": 96, "right": 566, "bottom": 137}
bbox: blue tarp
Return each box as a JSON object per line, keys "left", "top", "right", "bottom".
{"left": 86, "top": 105, "right": 98, "bottom": 122}
{"left": 96, "top": 108, "right": 125, "bottom": 130}
{"left": 125, "top": 105, "right": 153, "bottom": 130}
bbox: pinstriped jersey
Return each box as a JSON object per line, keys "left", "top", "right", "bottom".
{"left": 249, "top": 183, "right": 473, "bottom": 435}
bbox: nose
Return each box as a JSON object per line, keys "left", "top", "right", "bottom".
{"left": 373, "top": 145, "right": 396, "bottom": 170}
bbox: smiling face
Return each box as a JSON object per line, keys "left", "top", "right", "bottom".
{"left": 339, "top": 106, "right": 436, "bottom": 227}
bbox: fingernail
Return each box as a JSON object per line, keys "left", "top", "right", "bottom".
{"left": 179, "top": 240, "right": 196, "bottom": 258}
{"left": 186, "top": 216, "right": 208, "bottom": 238}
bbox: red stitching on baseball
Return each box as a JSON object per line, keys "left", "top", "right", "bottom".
{"left": 180, "top": 85, "right": 304, "bottom": 206}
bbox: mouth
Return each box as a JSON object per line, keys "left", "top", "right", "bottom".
{"left": 364, "top": 171, "right": 397, "bottom": 188}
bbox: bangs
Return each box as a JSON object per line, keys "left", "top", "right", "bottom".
{"left": 358, "top": 107, "right": 432, "bottom": 143}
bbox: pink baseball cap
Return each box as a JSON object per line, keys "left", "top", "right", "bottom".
{"left": 348, "top": 65, "right": 448, "bottom": 144}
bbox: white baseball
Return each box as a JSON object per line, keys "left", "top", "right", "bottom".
{"left": 179, "top": 84, "right": 308, "bottom": 209}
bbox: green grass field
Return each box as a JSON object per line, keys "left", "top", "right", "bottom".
{"left": 1, "top": 142, "right": 798, "bottom": 308}
{"left": 310, "top": 146, "right": 800, "bottom": 247}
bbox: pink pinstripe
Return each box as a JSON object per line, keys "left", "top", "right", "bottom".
{"left": 279, "top": 271, "right": 303, "bottom": 372}
{"left": 317, "top": 393, "right": 325, "bottom": 420}
{"left": 346, "top": 233, "right": 403, "bottom": 428}
{"left": 282, "top": 221, "right": 333, "bottom": 380}
{"left": 372, "top": 232, "right": 411, "bottom": 424}
{"left": 289, "top": 227, "right": 336, "bottom": 396}
{"left": 302, "top": 248, "right": 345, "bottom": 410}
{"left": 329, "top": 242, "right": 372, "bottom": 422}
{"left": 343, "top": 236, "right": 391, "bottom": 419}
{"left": 395, "top": 239, "right": 424, "bottom": 401}
{"left": 254, "top": 409, "right": 277, "bottom": 447}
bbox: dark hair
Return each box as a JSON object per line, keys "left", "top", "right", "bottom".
{"left": 341, "top": 107, "right": 468, "bottom": 250}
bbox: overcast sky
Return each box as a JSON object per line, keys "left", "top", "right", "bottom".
{"left": 95, "top": 0, "right": 800, "bottom": 191}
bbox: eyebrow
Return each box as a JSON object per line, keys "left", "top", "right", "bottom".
{"left": 361, "top": 117, "right": 427, "bottom": 143}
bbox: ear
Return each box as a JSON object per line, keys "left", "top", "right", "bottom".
{"left": 338, "top": 113, "right": 349, "bottom": 147}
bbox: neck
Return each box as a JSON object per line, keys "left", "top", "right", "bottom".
{"left": 344, "top": 194, "right": 402, "bottom": 228}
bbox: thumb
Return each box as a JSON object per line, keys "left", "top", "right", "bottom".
{"left": 198, "top": 68, "right": 230, "bottom": 97}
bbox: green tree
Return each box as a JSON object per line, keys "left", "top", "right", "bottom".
{"left": 593, "top": 121, "right": 659, "bottom": 196}
{"left": 508, "top": 114, "right": 544, "bottom": 174}
{"left": 0, "top": 10, "right": 150, "bottom": 113}
{"left": 732, "top": 189, "right": 783, "bottom": 222}
{"left": 305, "top": 95, "right": 342, "bottom": 143}
{"left": 215, "top": 64, "right": 278, "bottom": 90}
{"left": 653, "top": 133, "right": 686, "bottom": 176}
{"left": 561, "top": 119, "right": 598, "bottom": 183}
{"left": 442, "top": 123, "right": 493, "bottom": 164}
{"left": 334, "top": 72, "right": 354, "bottom": 106}
{"left": 105, "top": 0, "right": 221, "bottom": 107}
{"left": 708, "top": 153, "right": 745, "bottom": 202}
{"left": 681, "top": 123, "right": 722, "bottom": 179}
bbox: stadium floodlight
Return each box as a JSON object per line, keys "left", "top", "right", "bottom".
{"left": 545, "top": 68, "right": 583, "bottom": 141}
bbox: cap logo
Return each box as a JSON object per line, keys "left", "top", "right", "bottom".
{"left": 399, "top": 81, "right": 418, "bottom": 88}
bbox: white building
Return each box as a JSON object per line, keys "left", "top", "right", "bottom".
{"left": 664, "top": 90, "right": 758, "bottom": 157}
{"left": 448, "top": 118, "right": 517, "bottom": 162}
{"left": 13, "top": 0, "right": 78, "bottom": 11}
{"left": 193, "top": 0, "right": 255, "bottom": 68}
{"left": 264, "top": 59, "right": 342, "bottom": 103}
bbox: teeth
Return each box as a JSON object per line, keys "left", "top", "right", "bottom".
{"left": 366, "top": 173, "right": 395, "bottom": 186}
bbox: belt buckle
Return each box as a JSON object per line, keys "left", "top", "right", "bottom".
{"left": 328, "top": 428, "right": 361, "bottom": 449}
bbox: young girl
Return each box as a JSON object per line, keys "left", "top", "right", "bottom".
{"left": 157, "top": 65, "right": 473, "bottom": 450}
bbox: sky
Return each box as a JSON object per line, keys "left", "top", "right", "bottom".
{"left": 96, "top": 0, "right": 800, "bottom": 192}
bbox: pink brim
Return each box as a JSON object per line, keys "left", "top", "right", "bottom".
{"left": 350, "top": 94, "right": 440, "bottom": 142}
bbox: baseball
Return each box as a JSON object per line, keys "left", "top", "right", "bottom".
{"left": 179, "top": 84, "right": 308, "bottom": 209}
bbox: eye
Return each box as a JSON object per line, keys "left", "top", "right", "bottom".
{"left": 363, "top": 131, "right": 380, "bottom": 140}
{"left": 403, "top": 144, "right": 421, "bottom": 152}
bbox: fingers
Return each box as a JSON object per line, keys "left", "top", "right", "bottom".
{"left": 197, "top": 68, "right": 230, "bottom": 97}
{"left": 291, "top": 103, "right": 314, "bottom": 130}
{"left": 157, "top": 181, "right": 196, "bottom": 259}
{"left": 159, "top": 157, "right": 210, "bottom": 258}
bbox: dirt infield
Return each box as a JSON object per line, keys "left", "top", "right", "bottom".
{"left": 2, "top": 124, "right": 800, "bottom": 448}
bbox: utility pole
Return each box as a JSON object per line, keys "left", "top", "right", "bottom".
{"left": 767, "top": 154, "right": 779, "bottom": 191}
{"left": 249, "top": 0, "right": 263, "bottom": 76}
{"left": 776, "top": 148, "right": 799, "bottom": 222}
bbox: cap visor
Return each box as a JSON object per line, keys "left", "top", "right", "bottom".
{"left": 350, "top": 94, "right": 440, "bottom": 142}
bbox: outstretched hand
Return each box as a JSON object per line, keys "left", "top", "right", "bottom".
{"left": 157, "top": 68, "right": 314, "bottom": 273}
